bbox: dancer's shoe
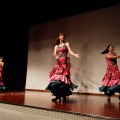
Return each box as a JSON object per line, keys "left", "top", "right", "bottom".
{"left": 63, "top": 96, "right": 66, "bottom": 103}
{"left": 52, "top": 96, "right": 61, "bottom": 102}
{"left": 107, "top": 96, "right": 111, "bottom": 101}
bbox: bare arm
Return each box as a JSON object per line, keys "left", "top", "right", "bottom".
{"left": 53, "top": 45, "right": 59, "bottom": 59}
{"left": 66, "top": 42, "right": 80, "bottom": 58}
{"left": 2, "top": 62, "right": 4, "bottom": 67}
{"left": 105, "top": 53, "right": 120, "bottom": 59}
{"left": 115, "top": 53, "right": 120, "bottom": 59}
{"left": 71, "top": 63, "right": 80, "bottom": 70}
{"left": 0, "top": 62, "right": 4, "bottom": 68}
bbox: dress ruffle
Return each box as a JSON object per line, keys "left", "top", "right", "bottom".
{"left": 46, "top": 80, "right": 78, "bottom": 97}
{"left": 99, "top": 85, "right": 120, "bottom": 96}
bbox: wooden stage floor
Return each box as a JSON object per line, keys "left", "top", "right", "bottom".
{"left": 0, "top": 91, "right": 120, "bottom": 119}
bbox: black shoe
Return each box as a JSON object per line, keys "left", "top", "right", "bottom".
{"left": 52, "top": 97, "right": 58, "bottom": 102}
{"left": 58, "top": 97, "right": 61, "bottom": 102}
{"left": 107, "top": 96, "right": 111, "bottom": 101}
{"left": 63, "top": 96, "right": 66, "bottom": 103}
{"left": 52, "top": 96, "right": 61, "bottom": 102}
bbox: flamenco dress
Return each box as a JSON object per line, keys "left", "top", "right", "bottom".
{"left": 0, "top": 63, "right": 6, "bottom": 90}
{"left": 46, "top": 43, "right": 78, "bottom": 98}
{"left": 99, "top": 57, "right": 120, "bottom": 96}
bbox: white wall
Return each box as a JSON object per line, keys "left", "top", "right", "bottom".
{"left": 26, "top": 4, "right": 120, "bottom": 93}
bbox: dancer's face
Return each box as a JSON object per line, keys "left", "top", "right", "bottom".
{"left": 59, "top": 35, "right": 64, "bottom": 41}
{"left": 108, "top": 45, "right": 114, "bottom": 52}
{"left": 67, "top": 58, "right": 70, "bottom": 63}
{"left": 0, "top": 58, "right": 2, "bottom": 62}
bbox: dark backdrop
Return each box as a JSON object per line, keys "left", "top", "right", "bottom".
{"left": 0, "top": 10, "right": 29, "bottom": 90}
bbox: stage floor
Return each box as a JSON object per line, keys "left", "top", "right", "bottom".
{"left": 0, "top": 91, "right": 119, "bottom": 119}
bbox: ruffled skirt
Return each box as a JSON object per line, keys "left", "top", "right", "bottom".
{"left": 99, "top": 65, "right": 120, "bottom": 96}
{"left": 46, "top": 64, "right": 78, "bottom": 97}
{"left": 46, "top": 80, "right": 78, "bottom": 97}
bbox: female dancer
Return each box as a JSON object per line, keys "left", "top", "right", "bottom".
{"left": 66, "top": 56, "right": 80, "bottom": 90}
{"left": 0, "top": 57, "right": 4, "bottom": 89}
{"left": 99, "top": 45, "right": 120, "bottom": 101}
{"left": 46, "top": 32, "right": 79, "bottom": 103}
{"left": 66, "top": 57, "right": 80, "bottom": 77}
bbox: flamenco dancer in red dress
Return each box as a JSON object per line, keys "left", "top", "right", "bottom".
{"left": 66, "top": 57, "right": 80, "bottom": 77}
{"left": 0, "top": 56, "right": 6, "bottom": 90}
{"left": 99, "top": 45, "right": 120, "bottom": 101}
{"left": 46, "top": 33, "right": 80, "bottom": 103}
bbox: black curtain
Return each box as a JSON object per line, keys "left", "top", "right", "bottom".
{"left": 0, "top": 9, "right": 29, "bottom": 91}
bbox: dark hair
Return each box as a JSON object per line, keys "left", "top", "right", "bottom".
{"left": 67, "top": 57, "right": 70, "bottom": 60}
{"left": 0, "top": 56, "right": 3, "bottom": 59}
{"left": 66, "top": 57, "right": 70, "bottom": 64}
{"left": 53, "top": 32, "right": 65, "bottom": 46}
{"left": 101, "top": 45, "right": 113, "bottom": 54}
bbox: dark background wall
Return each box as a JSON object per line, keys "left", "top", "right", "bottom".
{"left": 0, "top": 5, "right": 29, "bottom": 90}
{"left": 0, "top": 0, "right": 120, "bottom": 91}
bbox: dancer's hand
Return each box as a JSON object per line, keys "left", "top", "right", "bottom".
{"left": 117, "top": 54, "right": 120, "bottom": 59}
{"left": 77, "top": 68, "right": 80, "bottom": 70}
{"left": 75, "top": 54, "right": 80, "bottom": 58}
{"left": 53, "top": 54, "right": 59, "bottom": 59}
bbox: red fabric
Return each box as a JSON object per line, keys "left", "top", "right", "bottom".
{"left": 102, "top": 57, "right": 120, "bottom": 87}
{"left": 49, "top": 44, "right": 73, "bottom": 86}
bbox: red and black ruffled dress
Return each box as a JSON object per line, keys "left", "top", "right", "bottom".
{"left": 46, "top": 43, "right": 78, "bottom": 97}
{"left": 0, "top": 63, "right": 3, "bottom": 86}
{"left": 99, "top": 56, "right": 120, "bottom": 96}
